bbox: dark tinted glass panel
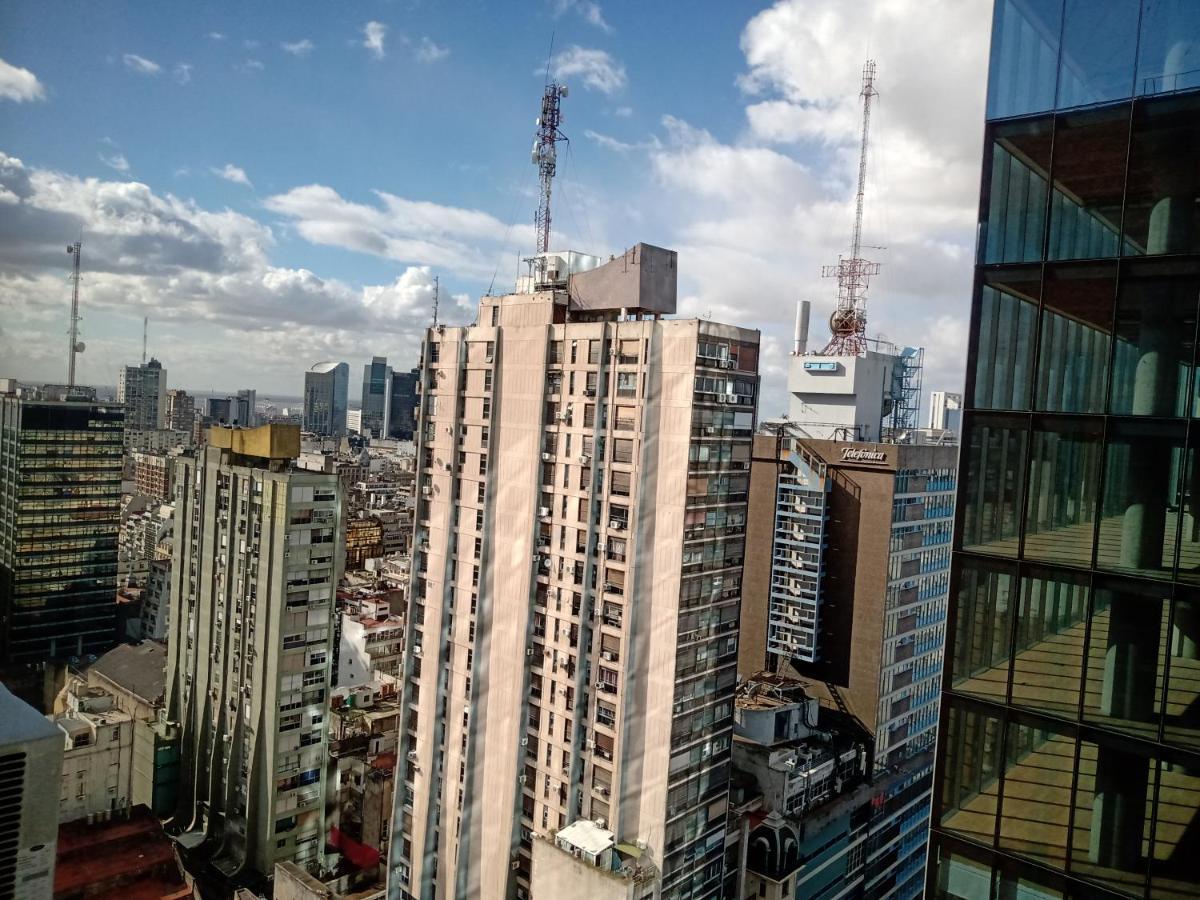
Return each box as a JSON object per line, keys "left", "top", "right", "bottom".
{"left": 1056, "top": 0, "right": 1139, "bottom": 108}
{"left": 993, "top": 857, "right": 1067, "bottom": 899}
{"left": 1096, "top": 420, "right": 1186, "bottom": 577}
{"left": 1034, "top": 262, "right": 1115, "bottom": 412}
{"left": 983, "top": 119, "right": 1053, "bottom": 263}
{"left": 997, "top": 715, "right": 1074, "bottom": 868}
{"left": 1047, "top": 107, "right": 1129, "bottom": 261}
{"left": 1163, "top": 593, "right": 1200, "bottom": 751}
{"left": 1111, "top": 259, "right": 1199, "bottom": 417}
{"left": 1147, "top": 745, "right": 1200, "bottom": 897}
{"left": 1123, "top": 92, "right": 1200, "bottom": 257}
{"left": 1070, "top": 735, "right": 1157, "bottom": 897}
{"left": 974, "top": 269, "right": 1040, "bottom": 410}
{"left": 951, "top": 559, "right": 1017, "bottom": 703}
{"left": 1023, "top": 418, "right": 1102, "bottom": 565}
{"left": 1083, "top": 580, "right": 1169, "bottom": 742}
{"left": 1010, "top": 568, "right": 1087, "bottom": 719}
{"left": 1136, "top": 0, "right": 1200, "bottom": 97}
{"left": 1171, "top": 427, "right": 1200, "bottom": 581}
{"left": 938, "top": 699, "right": 1003, "bottom": 847}
{"left": 987, "top": 0, "right": 1063, "bottom": 119}
{"left": 962, "top": 416, "right": 1028, "bottom": 556}
{"left": 932, "top": 843, "right": 994, "bottom": 900}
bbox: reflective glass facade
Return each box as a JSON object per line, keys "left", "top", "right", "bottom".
{"left": 932, "top": 3, "right": 1200, "bottom": 898}
{"left": 0, "top": 397, "right": 124, "bottom": 663}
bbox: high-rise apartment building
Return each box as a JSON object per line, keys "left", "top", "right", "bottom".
{"left": 164, "top": 424, "right": 344, "bottom": 882}
{"left": 736, "top": 433, "right": 955, "bottom": 898}
{"left": 165, "top": 388, "right": 195, "bottom": 432}
{"left": 388, "top": 244, "right": 760, "bottom": 900}
{"left": 118, "top": 357, "right": 167, "bottom": 430}
{"left": 389, "top": 368, "right": 420, "bottom": 441}
{"left": 304, "top": 362, "right": 350, "bottom": 437}
{"left": 0, "top": 682, "right": 63, "bottom": 899}
{"left": 362, "top": 357, "right": 393, "bottom": 439}
{"left": 0, "top": 393, "right": 124, "bottom": 667}
{"left": 931, "top": 3, "right": 1200, "bottom": 899}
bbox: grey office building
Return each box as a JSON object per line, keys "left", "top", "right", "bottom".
{"left": 303, "top": 362, "right": 349, "bottom": 437}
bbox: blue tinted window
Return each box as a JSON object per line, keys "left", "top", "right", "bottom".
{"left": 987, "top": 0, "right": 1063, "bottom": 119}
{"left": 1056, "top": 0, "right": 1140, "bottom": 108}
{"left": 1136, "top": 0, "right": 1200, "bottom": 96}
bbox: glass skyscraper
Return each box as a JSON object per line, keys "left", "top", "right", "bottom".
{"left": 930, "top": 2, "right": 1200, "bottom": 899}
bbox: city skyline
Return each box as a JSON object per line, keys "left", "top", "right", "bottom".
{"left": 0, "top": 0, "right": 991, "bottom": 412}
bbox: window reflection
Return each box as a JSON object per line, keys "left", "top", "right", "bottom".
{"left": 1123, "top": 93, "right": 1200, "bottom": 258}
{"left": 1023, "top": 418, "right": 1102, "bottom": 566}
{"left": 986, "top": 0, "right": 1062, "bottom": 120}
{"left": 1056, "top": 0, "right": 1140, "bottom": 108}
{"left": 951, "top": 560, "right": 1017, "bottom": 703}
{"left": 962, "top": 416, "right": 1028, "bottom": 556}
{"left": 939, "top": 699, "right": 1004, "bottom": 847}
{"left": 1136, "top": 0, "right": 1200, "bottom": 97}
{"left": 1163, "top": 594, "right": 1200, "bottom": 751}
{"left": 1010, "top": 568, "right": 1087, "bottom": 718}
{"left": 1047, "top": 107, "right": 1129, "bottom": 261}
{"left": 997, "top": 716, "right": 1073, "bottom": 867}
{"left": 983, "top": 119, "right": 1053, "bottom": 264}
{"left": 974, "top": 269, "right": 1039, "bottom": 410}
{"left": 1148, "top": 745, "right": 1200, "bottom": 897}
{"left": 1034, "top": 262, "right": 1115, "bottom": 412}
{"left": 1083, "top": 581, "right": 1169, "bottom": 741}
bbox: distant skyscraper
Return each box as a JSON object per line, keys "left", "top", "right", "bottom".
{"left": 361, "top": 356, "right": 393, "bottom": 439}
{"left": 303, "top": 362, "right": 349, "bottom": 436}
{"left": 0, "top": 682, "right": 63, "bottom": 899}
{"left": 206, "top": 390, "right": 255, "bottom": 426}
{"left": 388, "top": 367, "right": 419, "bottom": 440}
{"left": 0, "top": 392, "right": 123, "bottom": 666}
{"left": 390, "top": 244, "right": 760, "bottom": 900}
{"left": 164, "top": 424, "right": 344, "bottom": 880}
{"left": 927, "top": 390, "right": 962, "bottom": 433}
{"left": 236, "top": 388, "right": 258, "bottom": 426}
{"left": 165, "top": 388, "right": 195, "bottom": 432}
{"left": 931, "top": 3, "right": 1200, "bottom": 898}
{"left": 117, "top": 357, "right": 167, "bottom": 430}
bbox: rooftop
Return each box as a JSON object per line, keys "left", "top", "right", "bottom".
{"left": 90, "top": 641, "right": 167, "bottom": 708}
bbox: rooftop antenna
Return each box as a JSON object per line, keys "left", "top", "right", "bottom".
{"left": 432, "top": 275, "right": 440, "bottom": 326}
{"left": 822, "top": 60, "right": 881, "bottom": 356}
{"left": 532, "top": 39, "right": 569, "bottom": 256}
{"left": 142, "top": 316, "right": 148, "bottom": 365}
{"left": 66, "top": 239, "right": 85, "bottom": 386}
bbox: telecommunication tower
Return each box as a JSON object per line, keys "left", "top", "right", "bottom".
{"left": 66, "top": 241, "right": 85, "bottom": 386}
{"left": 822, "top": 60, "right": 880, "bottom": 356}
{"left": 531, "top": 80, "right": 569, "bottom": 254}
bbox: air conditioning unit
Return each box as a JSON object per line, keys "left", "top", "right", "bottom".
{"left": 538, "top": 507, "right": 551, "bottom": 518}
{"left": 407, "top": 750, "right": 418, "bottom": 761}
{"left": 596, "top": 681, "right": 605, "bottom": 689}
{"left": 421, "top": 486, "right": 431, "bottom": 496}
{"left": 599, "top": 787, "right": 610, "bottom": 796}
{"left": 601, "top": 651, "right": 614, "bottom": 661}
{"left": 413, "top": 645, "right": 423, "bottom": 656}
{"left": 511, "top": 860, "right": 521, "bottom": 871}
{"left": 541, "top": 452, "right": 553, "bottom": 462}
{"left": 526, "top": 648, "right": 534, "bottom": 657}
{"left": 444, "top": 462, "right": 453, "bottom": 471}
{"left": 609, "top": 519, "right": 623, "bottom": 530}
{"left": 583, "top": 388, "right": 596, "bottom": 397}
{"left": 720, "top": 359, "right": 734, "bottom": 369}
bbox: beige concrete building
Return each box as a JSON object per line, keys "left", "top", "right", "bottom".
{"left": 164, "top": 424, "right": 345, "bottom": 885}
{"left": 387, "top": 245, "right": 759, "bottom": 900}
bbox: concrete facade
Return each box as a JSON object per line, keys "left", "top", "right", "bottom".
{"left": 117, "top": 358, "right": 167, "bottom": 431}
{"left": 52, "top": 683, "right": 135, "bottom": 824}
{"left": 389, "top": 250, "right": 759, "bottom": 900}
{"left": 164, "top": 424, "right": 345, "bottom": 884}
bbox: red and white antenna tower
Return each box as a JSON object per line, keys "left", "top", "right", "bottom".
{"left": 66, "top": 240, "right": 85, "bottom": 386}
{"left": 532, "top": 79, "right": 569, "bottom": 254}
{"left": 822, "top": 60, "right": 880, "bottom": 356}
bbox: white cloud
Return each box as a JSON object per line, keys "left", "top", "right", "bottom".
{"left": 0, "top": 151, "right": 444, "bottom": 392}
{"left": 415, "top": 37, "right": 449, "bottom": 63}
{"left": 548, "top": 46, "right": 626, "bottom": 94}
{"left": 206, "top": 32, "right": 225, "bottom": 41}
{"left": 211, "top": 164, "right": 253, "bottom": 188}
{"left": 552, "top": 0, "right": 613, "bottom": 33}
{"left": 237, "top": 59, "right": 265, "bottom": 73}
{"left": 612, "top": 106, "right": 633, "bottom": 118}
{"left": 584, "top": 129, "right": 659, "bottom": 154}
{"left": 363, "top": 21, "right": 387, "bottom": 59}
{"left": 264, "top": 183, "right": 536, "bottom": 280}
{"left": 173, "top": 63, "right": 193, "bottom": 85}
{"left": 0, "top": 58, "right": 46, "bottom": 102}
{"left": 99, "top": 152, "right": 129, "bottom": 172}
{"left": 122, "top": 54, "right": 161, "bottom": 76}
{"left": 281, "top": 39, "right": 314, "bottom": 57}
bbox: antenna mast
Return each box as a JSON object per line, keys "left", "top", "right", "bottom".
{"left": 66, "top": 241, "right": 84, "bottom": 386}
{"left": 432, "top": 275, "right": 439, "bottom": 326}
{"left": 822, "top": 60, "right": 880, "bottom": 356}
{"left": 532, "top": 80, "right": 569, "bottom": 254}
{"left": 142, "top": 316, "right": 148, "bottom": 365}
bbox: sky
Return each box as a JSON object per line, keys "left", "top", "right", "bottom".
{"left": 0, "top": 0, "right": 993, "bottom": 414}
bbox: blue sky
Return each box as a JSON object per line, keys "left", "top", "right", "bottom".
{"left": 0, "top": 0, "right": 992, "bottom": 411}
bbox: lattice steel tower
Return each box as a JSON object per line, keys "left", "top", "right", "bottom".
{"left": 822, "top": 60, "right": 880, "bottom": 356}
{"left": 531, "top": 80, "right": 568, "bottom": 254}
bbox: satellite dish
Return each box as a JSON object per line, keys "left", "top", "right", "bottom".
{"left": 75, "top": 341, "right": 86, "bottom": 352}
{"left": 559, "top": 85, "right": 569, "bottom": 97}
